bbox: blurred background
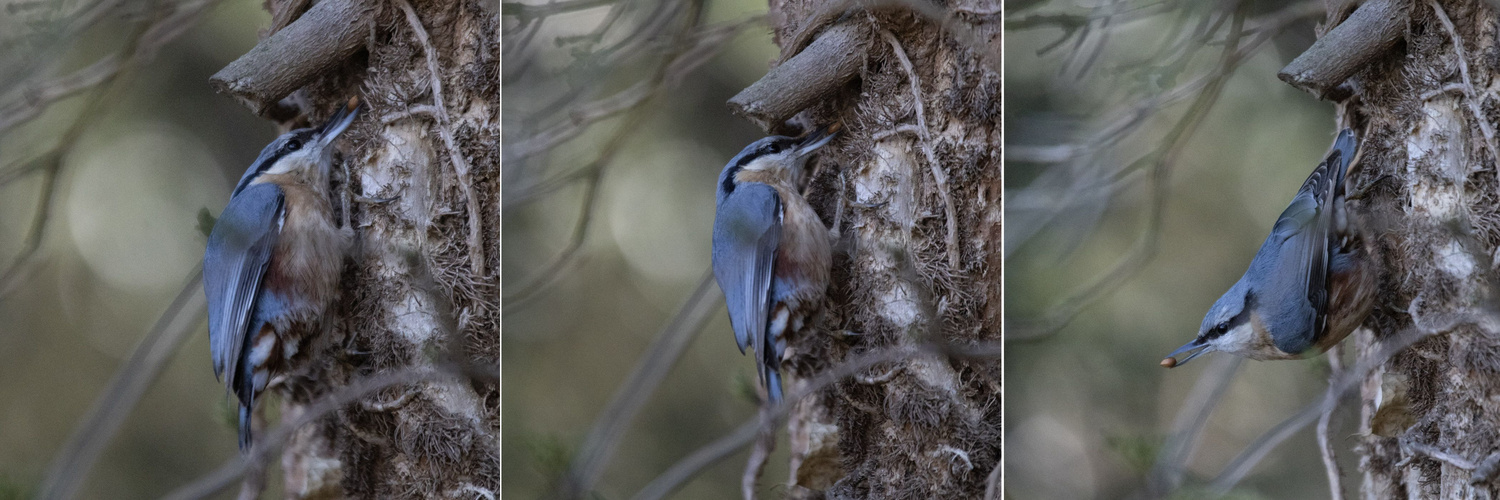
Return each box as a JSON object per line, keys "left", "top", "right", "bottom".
{"left": 500, "top": 0, "right": 794, "bottom": 497}
{"left": 1005, "top": 0, "right": 1355, "bottom": 498}
{"left": 0, "top": 0, "right": 300, "bottom": 497}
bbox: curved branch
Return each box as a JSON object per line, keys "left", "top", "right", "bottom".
{"left": 208, "top": 0, "right": 373, "bottom": 114}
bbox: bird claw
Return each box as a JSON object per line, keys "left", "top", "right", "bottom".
{"left": 1347, "top": 173, "right": 1393, "bottom": 201}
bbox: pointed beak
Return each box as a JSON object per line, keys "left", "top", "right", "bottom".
{"left": 1164, "top": 338, "right": 1211, "bottom": 368}
{"left": 317, "top": 99, "right": 361, "bottom": 147}
{"left": 794, "top": 126, "right": 838, "bottom": 157}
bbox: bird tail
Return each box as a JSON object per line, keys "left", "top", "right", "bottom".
{"left": 1331, "top": 128, "right": 1358, "bottom": 190}
{"left": 763, "top": 366, "right": 784, "bottom": 404}
{"left": 238, "top": 404, "right": 254, "bottom": 452}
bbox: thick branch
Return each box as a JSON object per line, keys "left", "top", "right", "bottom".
{"left": 208, "top": 0, "right": 371, "bottom": 114}
{"left": 1277, "top": 0, "right": 1406, "bottom": 98}
{"left": 727, "top": 22, "right": 866, "bottom": 131}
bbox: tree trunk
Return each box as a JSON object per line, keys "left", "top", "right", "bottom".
{"left": 745, "top": 3, "right": 1001, "bottom": 498}
{"left": 227, "top": 0, "right": 500, "bottom": 497}
{"left": 1342, "top": 0, "right": 1500, "bottom": 497}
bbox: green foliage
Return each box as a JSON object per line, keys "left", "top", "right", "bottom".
{"left": 0, "top": 473, "right": 31, "bottom": 500}
{"left": 216, "top": 397, "right": 238, "bottom": 432}
{"left": 521, "top": 432, "right": 574, "bottom": 480}
{"left": 197, "top": 208, "right": 217, "bottom": 238}
{"left": 1104, "top": 432, "right": 1160, "bottom": 475}
{"left": 731, "top": 369, "right": 758, "bottom": 405}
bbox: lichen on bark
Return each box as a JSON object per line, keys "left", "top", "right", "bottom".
{"left": 747, "top": 3, "right": 1001, "bottom": 497}
{"left": 245, "top": 0, "right": 500, "bottom": 497}
{"left": 1337, "top": 0, "right": 1500, "bottom": 496}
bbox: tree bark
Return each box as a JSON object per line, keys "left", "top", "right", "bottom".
{"left": 222, "top": 0, "right": 500, "bottom": 497}
{"left": 744, "top": 3, "right": 1000, "bottom": 498}
{"left": 1334, "top": 0, "right": 1500, "bottom": 497}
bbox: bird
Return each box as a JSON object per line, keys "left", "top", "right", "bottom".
{"left": 1164, "top": 128, "right": 1374, "bottom": 368}
{"left": 712, "top": 127, "right": 837, "bottom": 403}
{"left": 203, "top": 101, "right": 359, "bottom": 449}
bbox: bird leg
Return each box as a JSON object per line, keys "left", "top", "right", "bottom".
{"left": 1346, "top": 173, "right": 1392, "bottom": 201}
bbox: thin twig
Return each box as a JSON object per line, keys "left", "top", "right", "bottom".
{"left": 0, "top": 20, "right": 142, "bottom": 298}
{"left": 34, "top": 269, "right": 206, "bottom": 500}
{"left": 397, "top": 0, "right": 485, "bottom": 276}
{"left": 1318, "top": 344, "right": 1346, "bottom": 500}
{"left": 876, "top": 25, "right": 960, "bottom": 270}
{"left": 551, "top": 273, "right": 722, "bottom": 499}
{"left": 1144, "top": 355, "right": 1242, "bottom": 497}
{"left": 1007, "top": 5, "right": 1252, "bottom": 342}
{"left": 502, "top": 0, "right": 616, "bottom": 20}
{"left": 160, "top": 366, "right": 470, "bottom": 500}
{"left": 1427, "top": 0, "right": 1500, "bottom": 167}
{"left": 504, "top": 15, "right": 761, "bottom": 174}
{"left": 1207, "top": 324, "right": 1443, "bottom": 493}
{"left": 504, "top": 0, "right": 715, "bottom": 310}
{"left": 500, "top": 169, "right": 602, "bottom": 309}
{"left": 631, "top": 418, "right": 760, "bottom": 500}
{"left": 380, "top": 104, "right": 443, "bottom": 124}
{"left": 741, "top": 405, "right": 776, "bottom": 500}
{"left": 631, "top": 340, "right": 1003, "bottom": 500}
{"left": 1003, "top": 1, "right": 1317, "bottom": 264}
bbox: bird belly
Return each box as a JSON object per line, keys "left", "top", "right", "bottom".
{"left": 770, "top": 186, "right": 831, "bottom": 310}
{"left": 250, "top": 184, "right": 344, "bottom": 390}
{"left": 1318, "top": 247, "right": 1374, "bottom": 351}
{"left": 262, "top": 185, "right": 343, "bottom": 325}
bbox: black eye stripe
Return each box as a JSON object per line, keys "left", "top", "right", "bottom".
{"left": 721, "top": 165, "right": 740, "bottom": 194}
{"left": 1204, "top": 292, "right": 1256, "bottom": 340}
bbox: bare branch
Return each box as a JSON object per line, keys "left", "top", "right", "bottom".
{"left": 876, "top": 25, "right": 960, "bottom": 270}
{"left": 631, "top": 339, "right": 1002, "bottom": 500}
{"left": 1208, "top": 323, "right": 1446, "bottom": 494}
{"left": 1144, "top": 355, "right": 1242, "bottom": 497}
{"left": 0, "top": 0, "right": 220, "bottom": 297}
{"left": 34, "top": 269, "right": 206, "bottom": 500}
{"left": 506, "top": 15, "right": 762, "bottom": 164}
{"left": 1277, "top": 0, "right": 1405, "bottom": 98}
{"left": 208, "top": 0, "right": 372, "bottom": 114}
{"left": 631, "top": 418, "right": 760, "bottom": 500}
{"left": 552, "top": 273, "right": 723, "bottom": 499}
{"left": 160, "top": 366, "right": 471, "bottom": 500}
{"left": 1318, "top": 344, "right": 1346, "bottom": 500}
{"left": 728, "top": 22, "right": 866, "bottom": 131}
{"left": 502, "top": 0, "right": 616, "bottom": 20}
{"left": 741, "top": 406, "right": 776, "bottom": 500}
{"left": 396, "top": 0, "right": 486, "bottom": 275}
{"left": 1425, "top": 0, "right": 1500, "bottom": 166}
{"left": 1008, "top": 5, "right": 1253, "bottom": 342}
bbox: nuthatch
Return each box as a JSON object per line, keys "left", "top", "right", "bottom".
{"left": 1164, "top": 129, "right": 1373, "bottom": 368}
{"left": 712, "top": 128, "right": 836, "bottom": 403}
{"left": 204, "top": 102, "right": 358, "bottom": 448}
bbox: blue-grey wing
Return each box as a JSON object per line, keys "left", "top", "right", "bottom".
{"left": 1265, "top": 135, "right": 1351, "bottom": 354}
{"left": 203, "top": 182, "right": 284, "bottom": 391}
{"left": 712, "top": 183, "right": 781, "bottom": 356}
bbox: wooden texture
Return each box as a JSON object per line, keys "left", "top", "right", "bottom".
{"left": 209, "top": 0, "right": 372, "bottom": 114}
{"left": 1278, "top": 0, "right": 1407, "bottom": 98}
{"left": 728, "top": 22, "right": 866, "bottom": 131}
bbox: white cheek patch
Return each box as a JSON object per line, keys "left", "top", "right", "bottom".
{"left": 265, "top": 150, "right": 315, "bottom": 175}
{"left": 1211, "top": 324, "right": 1260, "bottom": 357}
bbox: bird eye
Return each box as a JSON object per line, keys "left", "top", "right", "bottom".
{"left": 286, "top": 139, "right": 303, "bottom": 151}
{"left": 1215, "top": 322, "right": 1229, "bottom": 334}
